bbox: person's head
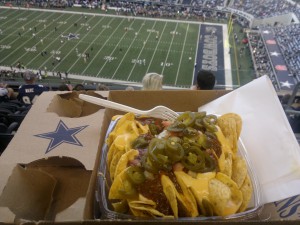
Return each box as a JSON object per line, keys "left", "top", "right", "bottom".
{"left": 73, "top": 83, "right": 85, "bottom": 91}
{"left": 97, "top": 83, "right": 109, "bottom": 91}
{"left": 58, "top": 84, "right": 71, "bottom": 91}
{"left": 125, "top": 86, "right": 135, "bottom": 91}
{"left": 23, "top": 70, "right": 37, "bottom": 84}
{"left": 196, "top": 70, "right": 216, "bottom": 90}
{"left": 142, "top": 72, "right": 163, "bottom": 90}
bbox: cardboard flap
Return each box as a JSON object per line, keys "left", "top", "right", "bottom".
{"left": 27, "top": 156, "right": 86, "bottom": 168}
{"left": 55, "top": 198, "right": 86, "bottom": 221}
{"left": 0, "top": 165, "right": 56, "bottom": 221}
{"left": 41, "top": 167, "right": 91, "bottom": 221}
{"left": 47, "top": 92, "right": 104, "bottom": 118}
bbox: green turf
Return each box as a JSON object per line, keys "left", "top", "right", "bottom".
{"left": 0, "top": 7, "right": 254, "bottom": 89}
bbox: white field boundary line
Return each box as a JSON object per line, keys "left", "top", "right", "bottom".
{"left": 0, "top": 12, "right": 64, "bottom": 64}
{"left": 78, "top": 18, "right": 125, "bottom": 77}
{"left": 57, "top": 16, "right": 106, "bottom": 72}
{"left": 174, "top": 23, "right": 189, "bottom": 85}
{"left": 222, "top": 24, "right": 233, "bottom": 90}
{"left": 34, "top": 15, "right": 92, "bottom": 69}
{"left": 96, "top": 19, "right": 131, "bottom": 77}
{"left": 145, "top": 22, "right": 168, "bottom": 74}
{"left": 191, "top": 24, "right": 201, "bottom": 87}
{"left": 161, "top": 22, "right": 178, "bottom": 75}
{"left": 0, "top": 11, "right": 42, "bottom": 49}
{"left": 125, "top": 20, "right": 156, "bottom": 80}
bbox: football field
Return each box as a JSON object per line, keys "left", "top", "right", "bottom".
{"left": 0, "top": 7, "right": 233, "bottom": 88}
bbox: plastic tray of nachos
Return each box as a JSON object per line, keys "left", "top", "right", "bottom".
{"left": 96, "top": 112, "right": 263, "bottom": 220}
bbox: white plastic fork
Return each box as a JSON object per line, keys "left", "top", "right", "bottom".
{"left": 79, "top": 94, "right": 179, "bottom": 121}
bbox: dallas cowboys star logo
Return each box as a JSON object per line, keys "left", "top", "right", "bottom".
{"left": 61, "top": 33, "right": 80, "bottom": 40}
{"left": 35, "top": 120, "right": 88, "bottom": 153}
{"left": 270, "top": 51, "right": 280, "bottom": 56}
{"left": 280, "top": 80, "right": 293, "bottom": 89}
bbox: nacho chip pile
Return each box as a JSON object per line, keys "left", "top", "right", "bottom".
{"left": 104, "top": 112, "right": 253, "bottom": 218}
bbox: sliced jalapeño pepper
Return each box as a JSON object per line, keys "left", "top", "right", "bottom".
{"left": 165, "top": 138, "right": 184, "bottom": 162}
{"left": 132, "top": 136, "right": 148, "bottom": 149}
{"left": 203, "top": 115, "right": 218, "bottom": 132}
{"left": 176, "top": 111, "right": 195, "bottom": 127}
{"left": 183, "top": 127, "right": 198, "bottom": 138}
{"left": 126, "top": 166, "right": 146, "bottom": 185}
{"left": 147, "top": 138, "right": 172, "bottom": 171}
{"left": 166, "top": 121, "right": 186, "bottom": 132}
{"left": 181, "top": 146, "right": 216, "bottom": 173}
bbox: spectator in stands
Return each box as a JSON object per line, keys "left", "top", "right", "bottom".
{"left": 17, "top": 70, "right": 48, "bottom": 104}
{"left": 0, "top": 82, "right": 16, "bottom": 101}
{"left": 57, "top": 84, "right": 71, "bottom": 91}
{"left": 142, "top": 72, "right": 163, "bottom": 90}
{"left": 73, "top": 83, "right": 85, "bottom": 91}
{"left": 191, "top": 70, "right": 216, "bottom": 90}
{"left": 96, "top": 83, "right": 109, "bottom": 91}
{"left": 125, "top": 86, "right": 135, "bottom": 91}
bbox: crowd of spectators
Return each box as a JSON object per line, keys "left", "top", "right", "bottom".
{"left": 273, "top": 24, "right": 300, "bottom": 79}
{"left": 108, "top": 0, "right": 229, "bottom": 21}
{"left": 229, "top": 0, "right": 300, "bottom": 20}
{"left": 247, "top": 32, "right": 279, "bottom": 89}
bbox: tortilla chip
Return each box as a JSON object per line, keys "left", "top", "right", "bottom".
{"left": 217, "top": 113, "right": 242, "bottom": 154}
{"left": 110, "top": 149, "right": 125, "bottom": 180}
{"left": 113, "top": 149, "right": 139, "bottom": 181}
{"left": 231, "top": 156, "right": 247, "bottom": 189}
{"left": 238, "top": 174, "right": 253, "bottom": 212}
{"left": 209, "top": 173, "right": 243, "bottom": 216}
{"left": 201, "top": 197, "right": 214, "bottom": 216}
{"left": 215, "top": 127, "right": 233, "bottom": 172}
{"left": 161, "top": 175, "right": 178, "bottom": 218}
{"left": 222, "top": 152, "right": 233, "bottom": 178}
{"left": 107, "top": 113, "right": 135, "bottom": 146}
{"left": 129, "top": 204, "right": 169, "bottom": 217}
{"left": 112, "top": 200, "right": 129, "bottom": 213}
{"left": 109, "top": 168, "right": 138, "bottom": 200}
{"left": 175, "top": 171, "right": 215, "bottom": 217}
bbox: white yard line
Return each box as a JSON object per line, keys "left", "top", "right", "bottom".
{"left": 0, "top": 10, "right": 28, "bottom": 39}
{"left": 61, "top": 16, "right": 105, "bottom": 72}
{"left": 191, "top": 24, "right": 201, "bottom": 87}
{"left": 79, "top": 18, "right": 125, "bottom": 77}
{"left": 0, "top": 12, "right": 63, "bottom": 64}
{"left": 174, "top": 23, "right": 189, "bottom": 85}
{"left": 145, "top": 22, "right": 168, "bottom": 73}
{"left": 34, "top": 15, "right": 91, "bottom": 69}
{"left": 96, "top": 19, "right": 130, "bottom": 77}
{"left": 125, "top": 20, "right": 157, "bottom": 81}
{"left": 161, "top": 22, "right": 178, "bottom": 75}
{"left": 0, "top": 11, "right": 41, "bottom": 47}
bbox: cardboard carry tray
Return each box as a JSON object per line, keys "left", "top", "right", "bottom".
{"left": 0, "top": 88, "right": 299, "bottom": 224}
{"left": 0, "top": 90, "right": 108, "bottom": 223}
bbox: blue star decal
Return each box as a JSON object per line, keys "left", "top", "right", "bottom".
{"left": 35, "top": 120, "right": 88, "bottom": 153}
{"left": 61, "top": 33, "right": 80, "bottom": 40}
